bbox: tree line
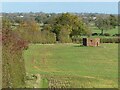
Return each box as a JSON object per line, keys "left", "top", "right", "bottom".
{"left": 3, "top": 13, "right": 92, "bottom": 43}
{"left": 4, "top": 12, "right": 118, "bottom": 44}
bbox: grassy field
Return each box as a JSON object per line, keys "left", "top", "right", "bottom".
{"left": 91, "top": 26, "right": 118, "bottom": 35}
{"left": 23, "top": 43, "right": 118, "bottom": 88}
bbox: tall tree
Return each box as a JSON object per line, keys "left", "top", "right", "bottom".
{"left": 95, "top": 17, "right": 111, "bottom": 35}
{"left": 17, "top": 20, "right": 41, "bottom": 42}
{"left": 109, "top": 14, "right": 117, "bottom": 28}
{"left": 48, "top": 13, "right": 91, "bottom": 41}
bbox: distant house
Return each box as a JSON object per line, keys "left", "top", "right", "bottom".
{"left": 93, "top": 17, "right": 97, "bottom": 20}
{"left": 17, "top": 15, "right": 24, "bottom": 18}
{"left": 83, "top": 38, "right": 100, "bottom": 47}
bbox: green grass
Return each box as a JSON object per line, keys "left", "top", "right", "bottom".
{"left": 23, "top": 43, "right": 118, "bottom": 88}
{"left": 41, "top": 78, "right": 49, "bottom": 88}
{"left": 91, "top": 26, "right": 118, "bottom": 35}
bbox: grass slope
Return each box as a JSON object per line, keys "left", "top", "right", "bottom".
{"left": 24, "top": 43, "right": 118, "bottom": 88}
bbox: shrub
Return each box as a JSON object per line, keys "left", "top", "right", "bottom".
{"left": 100, "top": 37, "right": 120, "bottom": 43}
{"left": 92, "top": 33, "right": 99, "bottom": 36}
{"left": 41, "top": 30, "right": 56, "bottom": 44}
{"left": 16, "top": 29, "right": 56, "bottom": 44}
{"left": 2, "top": 29, "right": 27, "bottom": 88}
{"left": 112, "top": 34, "right": 120, "bottom": 37}
{"left": 71, "top": 37, "right": 82, "bottom": 44}
{"left": 103, "top": 33, "right": 111, "bottom": 36}
{"left": 58, "top": 29, "right": 72, "bottom": 43}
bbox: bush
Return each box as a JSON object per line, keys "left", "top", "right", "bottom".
{"left": 113, "top": 34, "right": 120, "bottom": 37}
{"left": 16, "top": 29, "right": 56, "bottom": 44}
{"left": 71, "top": 37, "right": 82, "bottom": 44}
{"left": 2, "top": 29, "right": 27, "bottom": 88}
{"left": 41, "top": 30, "right": 56, "bottom": 44}
{"left": 92, "top": 33, "right": 99, "bottom": 36}
{"left": 58, "top": 30, "right": 72, "bottom": 43}
{"left": 100, "top": 38, "right": 120, "bottom": 43}
{"left": 103, "top": 33, "right": 111, "bottom": 36}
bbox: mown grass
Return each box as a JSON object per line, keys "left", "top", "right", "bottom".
{"left": 23, "top": 43, "right": 118, "bottom": 88}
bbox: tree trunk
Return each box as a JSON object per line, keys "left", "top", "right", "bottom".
{"left": 101, "top": 29, "right": 104, "bottom": 35}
